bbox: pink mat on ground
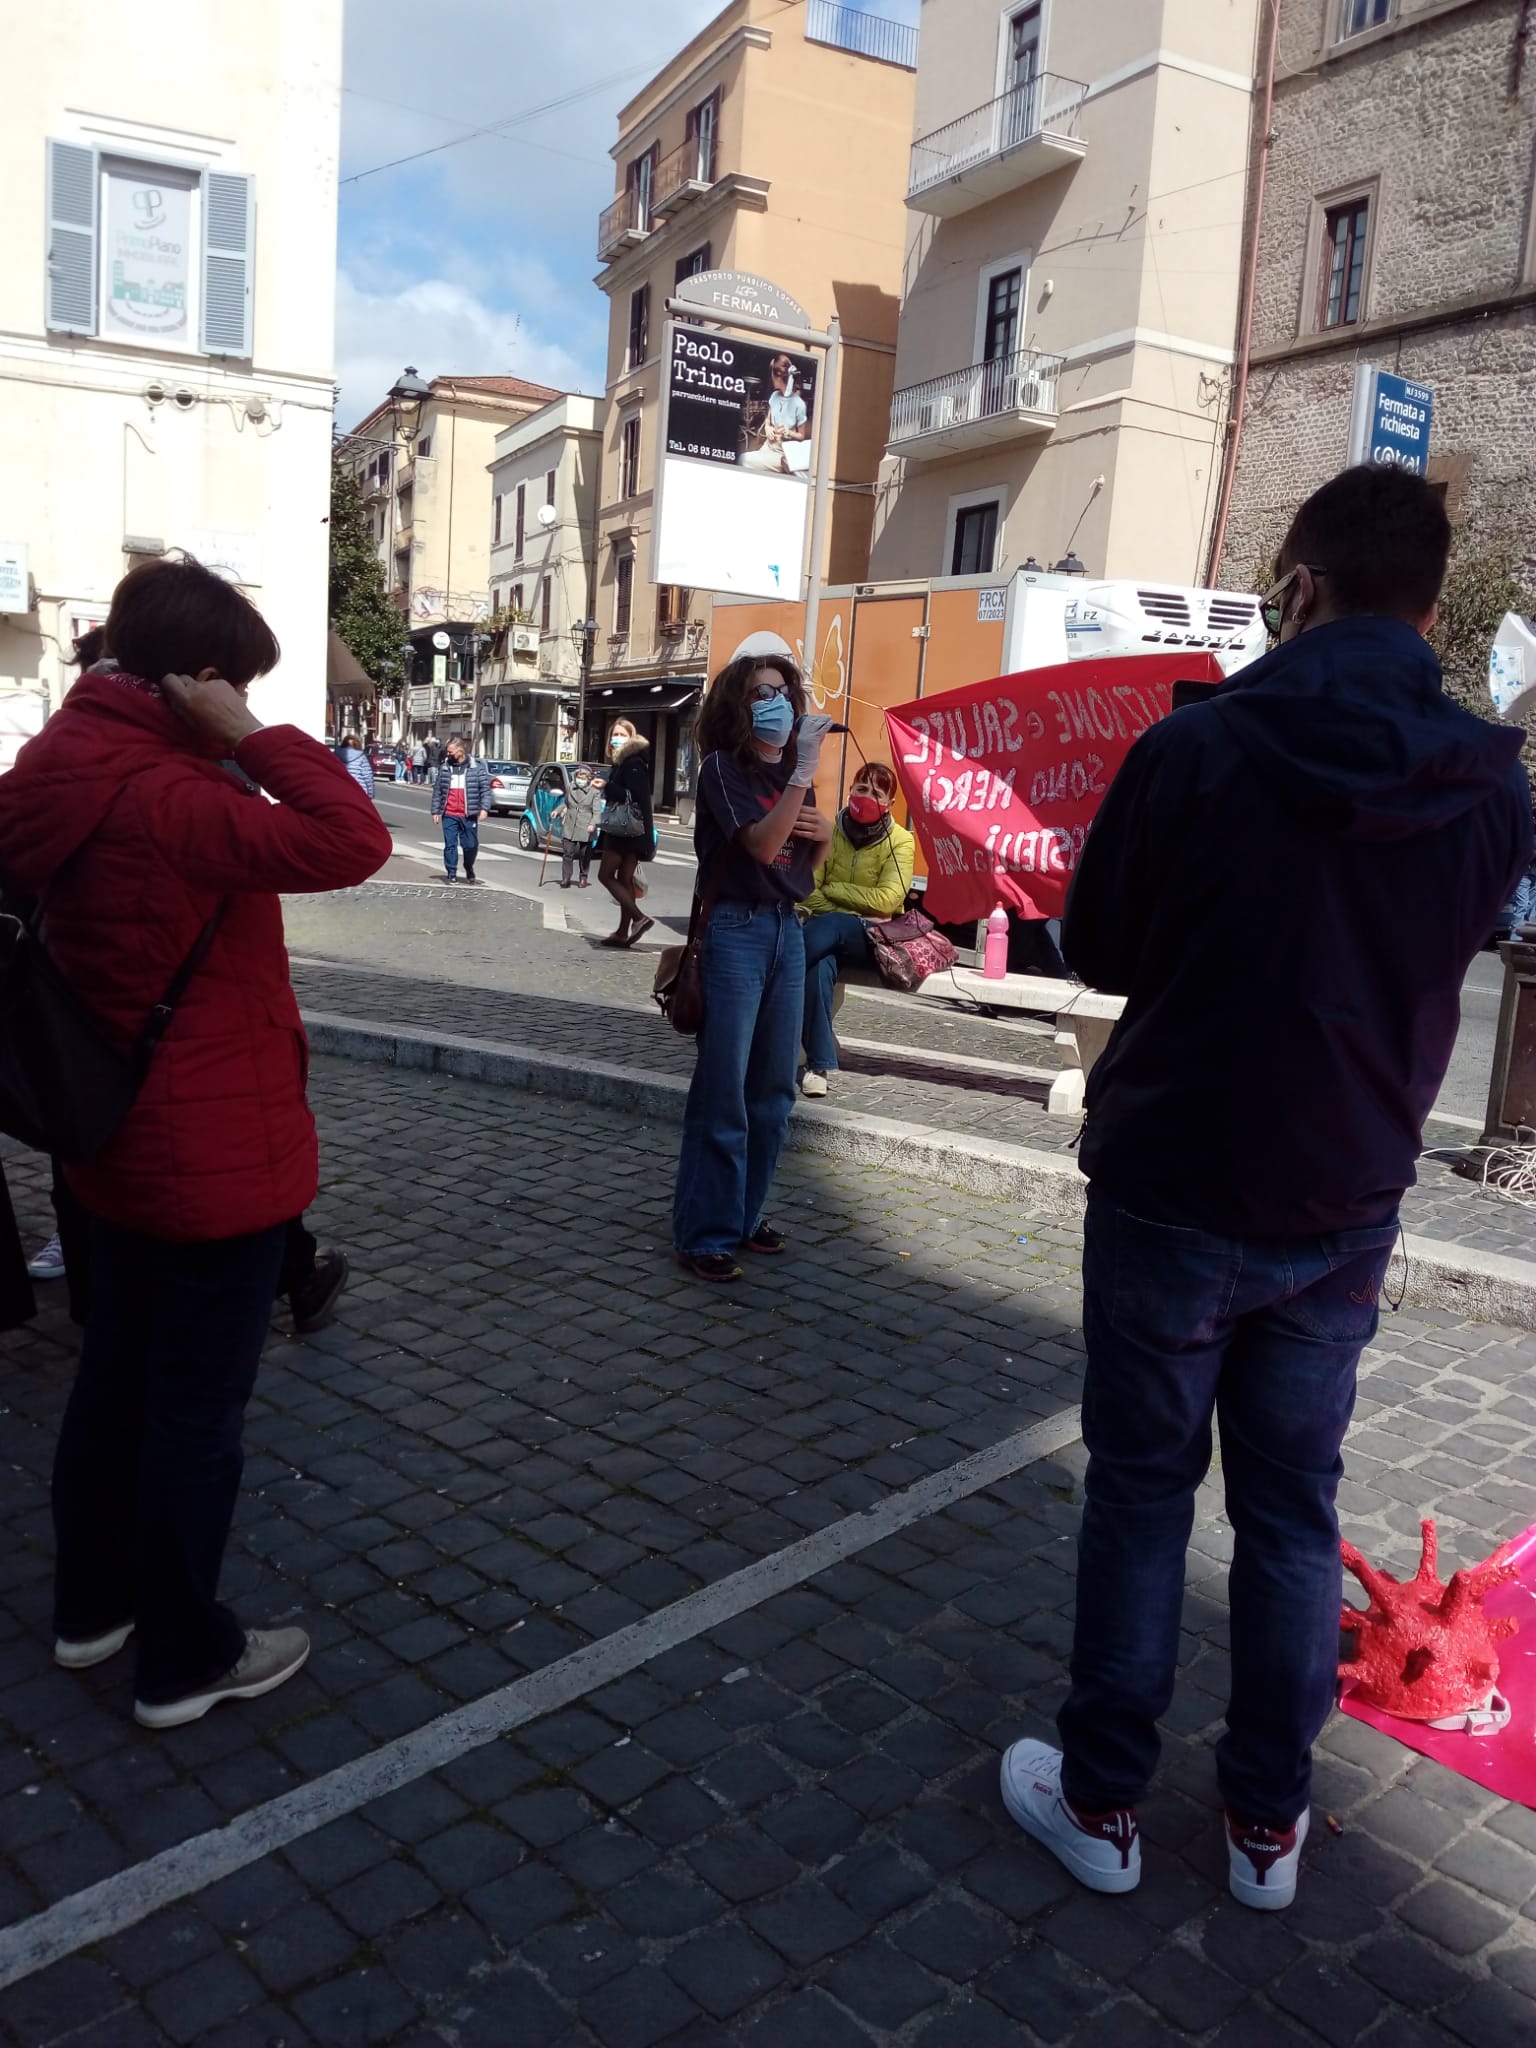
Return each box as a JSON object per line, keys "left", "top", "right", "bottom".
{"left": 1341, "top": 1526, "right": 1536, "bottom": 1807}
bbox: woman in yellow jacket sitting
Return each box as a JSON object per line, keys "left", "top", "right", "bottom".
{"left": 800, "top": 761, "right": 916, "bottom": 1096}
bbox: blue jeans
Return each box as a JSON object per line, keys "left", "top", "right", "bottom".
{"left": 1059, "top": 1191, "right": 1398, "bottom": 1827}
{"left": 673, "top": 903, "right": 805, "bottom": 1257}
{"left": 801, "top": 911, "right": 871, "bottom": 1073}
{"left": 441, "top": 815, "right": 478, "bottom": 876}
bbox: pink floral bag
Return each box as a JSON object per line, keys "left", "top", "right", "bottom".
{"left": 865, "top": 909, "right": 958, "bottom": 993}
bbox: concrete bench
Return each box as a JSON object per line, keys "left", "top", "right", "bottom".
{"left": 945, "top": 968, "right": 1125, "bottom": 1117}
{"left": 833, "top": 962, "right": 1125, "bottom": 1119}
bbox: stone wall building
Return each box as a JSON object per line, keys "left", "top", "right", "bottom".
{"left": 1215, "top": 0, "right": 1536, "bottom": 586}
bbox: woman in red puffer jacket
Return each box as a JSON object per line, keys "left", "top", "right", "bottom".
{"left": 0, "top": 557, "right": 391, "bottom": 1730}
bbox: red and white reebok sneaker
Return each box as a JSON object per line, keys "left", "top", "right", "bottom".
{"left": 1226, "top": 1807, "right": 1309, "bottom": 1910}
{"left": 999, "top": 1739, "right": 1141, "bottom": 1893}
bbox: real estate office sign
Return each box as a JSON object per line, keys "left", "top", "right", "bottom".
{"left": 1348, "top": 365, "right": 1433, "bottom": 475}
{"left": 654, "top": 271, "right": 822, "bottom": 602}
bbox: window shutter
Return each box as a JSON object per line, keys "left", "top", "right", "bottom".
{"left": 45, "top": 140, "right": 98, "bottom": 335}
{"left": 200, "top": 170, "right": 254, "bottom": 357}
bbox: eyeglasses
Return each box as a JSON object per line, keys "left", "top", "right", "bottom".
{"left": 1259, "top": 563, "right": 1327, "bottom": 638}
{"left": 750, "top": 679, "right": 790, "bottom": 701}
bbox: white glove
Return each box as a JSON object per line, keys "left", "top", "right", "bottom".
{"left": 788, "top": 712, "right": 835, "bottom": 786}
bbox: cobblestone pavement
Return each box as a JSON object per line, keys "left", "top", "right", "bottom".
{"left": 282, "top": 886, "right": 1536, "bottom": 1258}
{"left": 4, "top": 1062, "right": 1536, "bottom": 2045}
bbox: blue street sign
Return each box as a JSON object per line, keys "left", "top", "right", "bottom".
{"left": 1349, "top": 365, "right": 1433, "bottom": 474}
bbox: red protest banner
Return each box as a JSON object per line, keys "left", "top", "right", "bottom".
{"left": 884, "top": 652, "right": 1223, "bottom": 924}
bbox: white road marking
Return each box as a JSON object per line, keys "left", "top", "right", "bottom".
{"left": 0, "top": 1407, "right": 1082, "bottom": 1990}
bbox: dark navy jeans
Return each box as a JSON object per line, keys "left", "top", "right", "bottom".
{"left": 440, "top": 815, "right": 479, "bottom": 876}
{"left": 801, "top": 910, "right": 871, "bottom": 1073}
{"left": 673, "top": 902, "right": 804, "bottom": 1257}
{"left": 52, "top": 1215, "right": 287, "bottom": 1703}
{"left": 1059, "top": 1191, "right": 1398, "bottom": 1827}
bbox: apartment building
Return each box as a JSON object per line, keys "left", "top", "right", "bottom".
{"left": 1214, "top": 0, "right": 1536, "bottom": 585}
{"left": 870, "top": 0, "right": 1260, "bottom": 589}
{"left": 479, "top": 394, "right": 601, "bottom": 762}
{"left": 592, "top": 0, "right": 916, "bottom": 807}
{"left": 339, "top": 372, "right": 560, "bottom": 734}
{"left": 2, "top": 0, "right": 342, "bottom": 753}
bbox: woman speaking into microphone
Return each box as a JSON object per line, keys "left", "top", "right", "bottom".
{"left": 671, "top": 634, "right": 833, "bottom": 1282}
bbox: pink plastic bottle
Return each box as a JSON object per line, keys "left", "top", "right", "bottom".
{"left": 984, "top": 903, "right": 1009, "bottom": 980}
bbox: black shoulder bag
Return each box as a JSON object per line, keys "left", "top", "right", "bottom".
{"left": 0, "top": 883, "right": 227, "bottom": 1163}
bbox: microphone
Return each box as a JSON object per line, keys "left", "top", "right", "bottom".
{"left": 824, "top": 721, "right": 852, "bottom": 734}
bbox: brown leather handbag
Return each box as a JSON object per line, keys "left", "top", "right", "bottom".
{"left": 652, "top": 885, "right": 720, "bottom": 1035}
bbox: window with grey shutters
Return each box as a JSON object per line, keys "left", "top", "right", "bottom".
{"left": 200, "top": 171, "right": 255, "bottom": 356}
{"left": 46, "top": 140, "right": 99, "bottom": 335}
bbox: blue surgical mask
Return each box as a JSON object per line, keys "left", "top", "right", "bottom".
{"left": 751, "top": 694, "right": 795, "bottom": 744}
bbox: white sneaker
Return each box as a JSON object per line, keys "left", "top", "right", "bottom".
{"left": 56, "top": 1621, "right": 134, "bottom": 1670}
{"left": 135, "top": 1627, "right": 310, "bottom": 1729}
{"left": 999, "top": 1739, "right": 1141, "bottom": 1893}
{"left": 28, "top": 1234, "right": 66, "bottom": 1280}
{"left": 801, "top": 1070, "right": 828, "bottom": 1098}
{"left": 1226, "top": 1807, "right": 1309, "bottom": 1911}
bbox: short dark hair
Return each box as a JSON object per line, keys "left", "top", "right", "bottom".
{"left": 104, "top": 556, "right": 280, "bottom": 688}
{"left": 71, "top": 627, "right": 106, "bottom": 669}
{"left": 1279, "top": 464, "right": 1451, "bottom": 621}
{"left": 697, "top": 652, "right": 807, "bottom": 771}
{"left": 854, "top": 761, "right": 898, "bottom": 800}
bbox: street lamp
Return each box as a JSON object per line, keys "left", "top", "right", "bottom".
{"left": 570, "top": 618, "right": 598, "bottom": 762}
{"left": 1052, "top": 551, "right": 1087, "bottom": 576}
{"left": 388, "top": 365, "right": 431, "bottom": 449}
{"left": 386, "top": 366, "right": 432, "bottom": 688}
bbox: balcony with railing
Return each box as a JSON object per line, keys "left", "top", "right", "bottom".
{"left": 888, "top": 347, "right": 1063, "bottom": 459}
{"left": 651, "top": 134, "right": 718, "bottom": 220}
{"left": 805, "top": 0, "right": 917, "bottom": 69}
{"left": 598, "top": 186, "right": 651, "bottom": 262}
{"left": 908, "top": 73, "right": 1087, "bottom": 217}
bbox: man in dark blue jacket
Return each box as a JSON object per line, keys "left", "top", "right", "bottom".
{"left": 1000, "top": 466, "right": 1533, "bottom": 1913}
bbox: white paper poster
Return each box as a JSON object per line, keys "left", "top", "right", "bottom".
{"left": 102, "top": 171, "right": 193, "bottom": 344}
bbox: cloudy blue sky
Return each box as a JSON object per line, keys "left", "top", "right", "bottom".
{"left": 335, "top": 0, "right": 918, "bottom": 426}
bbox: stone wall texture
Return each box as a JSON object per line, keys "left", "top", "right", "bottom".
{"left": 1220, "top": 0, "right": 1536, "bottom": 582}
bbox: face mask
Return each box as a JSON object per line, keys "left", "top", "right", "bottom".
{"left": 847, "top": 792, "right": 886, "bottom": 825}
{"left": 610, "top": 737, "right": 624, "bottom": 755}
{"left": 751, "top": 694, "right": 795, "bottom": 745}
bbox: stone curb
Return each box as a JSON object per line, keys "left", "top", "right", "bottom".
{"left": 302, "top": 1010, "right": 1536, "bottom": 1328}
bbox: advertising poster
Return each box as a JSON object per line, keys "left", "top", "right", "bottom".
{"left": 655, "top": 325, "right": 819, "bottom": 600}
{"left": 884, "top": 652, "right": 1223, "bottom": 923}
{"left": 102, "top": 171, "right": 193, "bottom": 345}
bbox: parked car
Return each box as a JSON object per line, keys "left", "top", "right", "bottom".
{"left": 518, "top": 762, "right": 606, "bottom": 850}
{"left": 367, "top": 741, "right": 398, "bottom": 781}
{"left": 486, "top": 760, "right": 533, "bottom": 816}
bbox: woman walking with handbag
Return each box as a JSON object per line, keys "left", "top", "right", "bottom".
{"left": 672, "top": 636, "right": 834, "bottom": 1282}
{"left": 597, "top": 719, "right": 656, "bottom": 947}
{"left": 799, "top": 762, "right": 915, "bottom": 1097}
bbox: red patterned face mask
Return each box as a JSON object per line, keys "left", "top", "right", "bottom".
{"left": 847, "top": 792, "right": 886, "bottom": 824}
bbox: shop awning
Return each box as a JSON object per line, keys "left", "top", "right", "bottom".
{"left": 588, "top": 678, "right": 703, "bottom": 712}
{"left": 326, "top": 631, "right": 377, "bottom": 700}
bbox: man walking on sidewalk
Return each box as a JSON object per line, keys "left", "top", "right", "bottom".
{"left": 1001, "top": 466, "right": 1533, "bottom": 1912}
{"left": 430, "top": 738, "right": 490, "bottom": 884}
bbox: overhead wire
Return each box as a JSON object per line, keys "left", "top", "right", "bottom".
{"left": 340, "top": 63, "right": 659, "bottom": 186}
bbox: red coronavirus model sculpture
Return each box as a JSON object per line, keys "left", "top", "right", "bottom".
{"left": 1339, "top": 1519, "right": 1521, "bottom": 1722}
